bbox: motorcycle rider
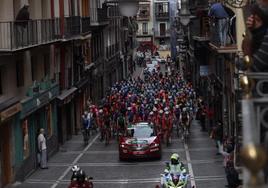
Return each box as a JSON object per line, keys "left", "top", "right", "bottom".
{"left": 166, "top": 153, "right": 187, "bottom": 175}
{"left": 69, "top": 165, "right": 93, "bottom": 188}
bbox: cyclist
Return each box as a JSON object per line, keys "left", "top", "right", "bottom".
{"left": 180, "top": 108, "right": 190, "bottom": 136}
{"left": 82, "top": 111, "right": 90, "bottom": 144}
{"left": 97, "top": 109, "right": 105, "bottom": 141}
{"left": 117, "top": 112, "right": 126, "bottom": 138}
{"left": 162, "top": 111, "right": 172, "bottom": 145}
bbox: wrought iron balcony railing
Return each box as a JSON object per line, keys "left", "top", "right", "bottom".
{"left": 0, "top": 19, "right": 60, "bottom": 51}
{"left": 63, "top": 16, "right": 81, "bottom": 38}
{"left": 81, "top": 16, "right": 91, "bottom": 34}
{"left": 155, "top": 12, "right": 169, "bottom": 20}
{"left": 97, "top": 8, "right": 108, "bottom": 23}
{"left": 154, "top": 30, "right": 170, "bottom": 38}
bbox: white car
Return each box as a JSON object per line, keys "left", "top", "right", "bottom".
{"left": 144, "top": 63, "right": 157, "bottom": 73}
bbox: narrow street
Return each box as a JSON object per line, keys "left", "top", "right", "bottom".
{"left": 14, "top": 66, "right": 227, "bottom": 188}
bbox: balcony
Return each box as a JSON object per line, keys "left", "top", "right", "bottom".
{"left": 0, "top": 19, "right": 60, "bottom": 52}
{"left": 155, "top": 2, "right": 169, "bottom": 20}
{"left": 192, "top": 16, "right": 210, "bottom": 42}
{"left": 208, "top": 18, "right": 237, "bottom": 53}
{"left": 63, "top": 16, "right": 81, "bottom": 38}
{"left": 81, "top": 16, "right": 91, "bottom": 34}
{"left": 97, "top": 8, "right": 108, "bottom": 23}
{"left": 20, "top": 82, "right": 59, "bottom": 119}
{"left": 154, "top": 30, "right": 170, "bottom": 38}
{"left": 137, "top": 5, "right": 150, "bottom": 21}
{"left": 137, "top": 30, "right": 153, "bottom": 36}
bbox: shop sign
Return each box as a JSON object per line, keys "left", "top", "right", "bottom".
{"left": 0, "top": 103, "right": 21, "bottom": 122}
{"left": 136, "top": 37, "right": 152, "bottom": 42}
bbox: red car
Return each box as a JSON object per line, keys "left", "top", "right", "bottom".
{"left": 119, "top": 122, "right": 162, "bottom": 160}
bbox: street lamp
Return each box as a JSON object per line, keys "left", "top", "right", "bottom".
{"left": 118, "top": 0, "right": 139, "bottom": 17}
{"left": 179, "top": 0, "right": 191, "bottom": 26}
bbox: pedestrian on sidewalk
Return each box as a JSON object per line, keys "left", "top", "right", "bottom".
{"left": 213, "top": 121, "right": 224, "bottom": 155}
{"left": 37, "top": 128, "right": 48, "bottom": 169}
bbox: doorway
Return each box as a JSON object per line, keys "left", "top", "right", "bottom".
{"left": 160, "top": 23, "right": 166, "bottom": 36}
{"left": 0, "top": 122, "right": 12, "bottom": 187}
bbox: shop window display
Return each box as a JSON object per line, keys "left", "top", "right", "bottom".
{"left": 22, "top": 120, "right": 29, "bottom": 159}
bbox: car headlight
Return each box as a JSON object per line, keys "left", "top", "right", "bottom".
{"left": 150, "top": 143, "right": 159, "bottom": 148}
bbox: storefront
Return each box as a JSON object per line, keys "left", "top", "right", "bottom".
{"left": 0, "top": 101, "right": 21, "bottom": 187}
{"left": 75, "top": 78, "right": 89, "bottom": 134}
{"left": 57, "top": 87, "right": 77, "bottom": 144}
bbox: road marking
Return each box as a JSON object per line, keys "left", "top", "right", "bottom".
{"left": 27, "top": 175, "right": 225, "bottom": 185}
{"left": 184, "top": 142, "right": 196, "bottom": 188}
{"left": 50, "top": 133, "right": 99, "bottom": 188}
{"left": 46, "top": 158, "right": 222, "bottom": 168}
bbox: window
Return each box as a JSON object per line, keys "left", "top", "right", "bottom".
{"left": 16, "top": 60, "right": 24, "bottom": 87}
{"left": 22, "top": 119, "right": 29, "bottom": 159}
{"left": 142, "top": 23, "right": 148, "bottom": 34}
{"left": 0, "top": 67, "right": 2, "bottom": 95}
{"left": 138, "top": 4, "right": 150, "bottom": 18}
{"left": 160, "top": 23, "right": 166, "bottom": 36}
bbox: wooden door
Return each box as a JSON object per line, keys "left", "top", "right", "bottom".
{"left": 0, "top": 123, "right": 11, "bottom": 187}
{"left": 160, "top": 23, "right": 166, "bottom": 36}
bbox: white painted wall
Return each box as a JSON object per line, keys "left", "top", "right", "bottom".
{"left": 29, "top": 0, "right": 42, "bottom": 19}
{"left": 64, "top": 0, "right": 70, "bottom": 16}
{"left": 0, "top": 0, "right": 14, "bottom": 21}
{"left": 54, "top": 0, "right": 60, "bottom": 17}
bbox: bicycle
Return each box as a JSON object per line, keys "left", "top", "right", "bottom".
{"left": 104, "top": 125, "right": 111, "bottom": 146}
{"left": 181, "top": 122, "right": 189, "bottom": 142}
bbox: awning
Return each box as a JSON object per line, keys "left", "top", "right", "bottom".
{"left": 75, "top": 78, "right": 89, "bottom": 90}
{"left": 57, "top": 87, "right": 77, "bottom": 101}
{"left": 0, "top": 99, "right": 21, "bottom": 122}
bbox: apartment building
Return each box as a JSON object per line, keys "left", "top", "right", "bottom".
{"left": 136, "top": 0, "right": 155, "bottom": 54}
{"left": 0, "top": 0, "right": 60, "bottom": 185}
{"left": 0, "top": 0, "right": 93, "bottom": 185}
{"left": 153, "top": 0, "right": 170, "bottom": 57}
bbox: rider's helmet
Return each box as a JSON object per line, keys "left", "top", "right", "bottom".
{"left": 159, "top": 110, "right": 164, "bottom": 115}
{"left": 72, "top": 165, "right": 80, "bottom": 172}
{"left": 175, "top": 105, "right": 179, "bottom": 109}
{"left": 170, "top": 153, "right": 180, "bottom": 165}
{"left": 165, "top": 111, "right": 169, "bottom": 116}
{"left": 164, "top": 107, "right": 169, "bottom": 112}
{"left": 182, "top": 108, "right": 187, "bottom": 112}
{"left": 99, "top": 109, "right": 103, "bottom": 114}
{"left": 149, "top": 111, "right": 154, "bottom": 116}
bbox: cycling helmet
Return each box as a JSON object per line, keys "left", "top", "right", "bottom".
{"left": 149, "top": 111, "right": 154, "bottom": 116}
{"left": 182, "top": 108, "right": 187, "bottom": 112}
{"left": 99, "top": 109, "right": 103, "bottom": 114}
{"left": 72, "top": 165, "right": 80, "bottom": 172}
{"left": 175, "top": 105, "right": 179, "bottom": 109}
{"left": 159, "top": 110, "right": 164, "bottom": 114}
{"left": 164, "top": 107, "right": 169, "bottom": 112}
{"left": 165, "top": 111, "right": 169, "bottom": 115}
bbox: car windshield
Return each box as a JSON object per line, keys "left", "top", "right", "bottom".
{"left": 128, "top": 124, "right": 155, "bottom": 138}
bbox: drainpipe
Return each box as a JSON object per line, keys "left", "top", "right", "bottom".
{"left": 59, "top": 0, "right": 65, "bottom": 90}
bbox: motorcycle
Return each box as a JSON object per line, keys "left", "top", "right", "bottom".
{"left": 158, "top": 173, "right": 189, "bottom": 188}
{"left": 68, "top": 176, "right": 93, "bottom": 188}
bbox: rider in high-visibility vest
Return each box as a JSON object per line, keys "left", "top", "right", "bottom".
{"left": 166, "top": 153, "right": 187, "bottom": 175}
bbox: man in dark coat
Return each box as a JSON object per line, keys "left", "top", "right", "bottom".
{"left": 15, "top": 4, "right": 30, "bottom": 47}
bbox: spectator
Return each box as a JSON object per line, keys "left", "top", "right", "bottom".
{"left": 243, "top": 1, "right": 268, "bottom": 71}
{"left": 213, "top": 121, "right": 223, "bottom": 155}
{"left": 208, "top": 1, "right": 229, "bottom": 47}
{"left": 37, "top": 128, "right": 48, "bottom": 169}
